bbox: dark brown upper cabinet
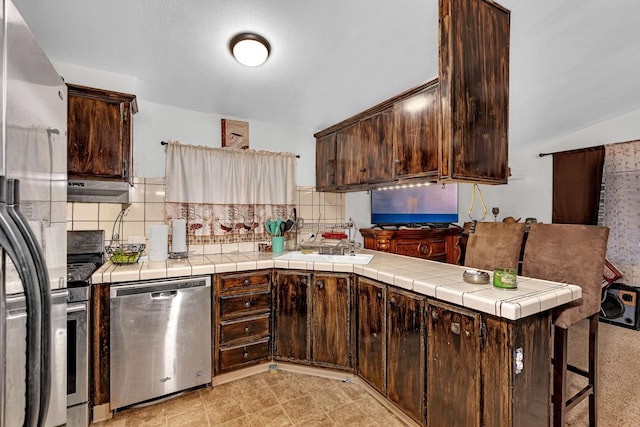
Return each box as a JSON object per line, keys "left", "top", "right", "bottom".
{"left": 314, "top": 0, "right": 510, "bottom": 191}
{"left": 315, "top": 133, "right": 336, "bottom": 190}
{"left": 393, "top": 81, "right": 440, "bottom": 180}
{"left": 439, "top": 0, "right": 510, "bottom": 183}
{"left": 67, "top": 84, "right": 137, "bottom": 183}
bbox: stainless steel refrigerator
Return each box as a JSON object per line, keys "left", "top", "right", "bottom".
{"left": 1, "top": 1, "right": 68, "bottom": 426}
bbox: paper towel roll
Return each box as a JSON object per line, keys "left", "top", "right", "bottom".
{"left": 172, "top": 219, "right": 187, "bottom": 253}
{"left": 148, "top": 225, "right": 169, "bottom": 261}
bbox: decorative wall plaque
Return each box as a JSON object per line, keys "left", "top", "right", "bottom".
{"left": 221, "top": 119, "right": 249, "bottom": 149}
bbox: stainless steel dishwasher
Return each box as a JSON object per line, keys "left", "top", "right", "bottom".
{"left": 109, "top": 276, "right": 212, "bottom": 410}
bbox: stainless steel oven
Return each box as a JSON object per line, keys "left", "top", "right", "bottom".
{"left": 66, "top": 230, "right": 104, "bottom": 427}
{"left": 66, "top": 286, "right": 90, "bottom": 427}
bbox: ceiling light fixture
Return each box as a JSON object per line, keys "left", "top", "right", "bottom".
{"left": 229, "top": 33, "right": 271, "bottom": 67}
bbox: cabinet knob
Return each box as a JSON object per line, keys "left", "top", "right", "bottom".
{"left": 244, "top": 301, "right": 251, "bottom": 308}
{"left": 431, "top": 311, "right": 439, "bottom": 320}
{"left": 377, "top": 292, "right": 382, "bottom": 299}
{"left": 245, "top": 326, "right": 250, "bottom": 333}
{"left": 243, "top": 350, "right": 249, "bottom": 359}
{"left": 373, "top": 332, "right": 378, "bottom": 338}
{"left": 301, "top": 278, "right": 308, "bottom": 285}
{"left": 389, "top": 296, "right": 396, "bottom": 305}
{"left": 317, "top": 280, "right": 324, "bottom": 289}
{"left": 393, "top": 159, "right": 401, "bottom": 165}
{"left": 243, "top": 279, "right": 250, "bottom": 286}
{"left": 451, "top": 322, "right": 461, "bottom": 335}
{"left": 465, "top": 330, "right": 471, "bottom": 338}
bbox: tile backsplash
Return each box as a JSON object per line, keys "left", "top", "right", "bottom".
{"left": 67, "top": 179, "right": 346, "bottom": 254}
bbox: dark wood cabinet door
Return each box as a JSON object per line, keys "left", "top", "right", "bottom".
{"left": 359, "top": 109, "right": 393, "bottom": 183}
{"left": 335, "top": 122, "right": 361, "bottom": 186}
{"left": 315, "top": 133, "right": 336, "bottom": 190}
{"left": 356, "top": 278, "right": 386, "bottom": 394}
{"left": 439, "top": 0, "right": 510, "bottom": 183}
{"left": 274, "top": 272, "right": 310, "bottom": 362}
{"left": 310, "top": 273, "right": 352, "bottom": 369}
{"left": 393, "top": 83, "right": 440, "bottom": 179}
{"left": 427, "top": 301, "right": 481, "bottom": 427}
{"left": 387, "top": 289, "right": 425, "bottom": 424}
{"left": 67, "top": 84, "right": 136, "bottom": 182}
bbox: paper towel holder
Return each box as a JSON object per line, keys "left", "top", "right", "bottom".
{"left": 169, "top": 218, "right": 189, "bottom": 259}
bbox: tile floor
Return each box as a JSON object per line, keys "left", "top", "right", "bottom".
{"left": 92, "top": 370, "right": 410, "bottom": 426}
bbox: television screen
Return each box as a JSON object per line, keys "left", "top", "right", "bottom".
{"left": 370, "top": 183, "right": 458, "bottom": 226}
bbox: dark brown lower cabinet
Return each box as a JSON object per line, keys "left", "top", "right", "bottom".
{"left": 387, "top": 289, "right": 425, "bottom": 424}
{"left": 427, "top": 301, "right": 481, "bottom": 427}
{"left": 356, "top": 277, "right": 386, "bottom": 394}
{"left": 274, "top": 271, "right": 310, "bottom": 362}
{"left": 310, "top": 273, "right": 353, "bottom": 369}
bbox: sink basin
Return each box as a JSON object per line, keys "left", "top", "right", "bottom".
{"left": 275, "top": 251, "right": 374, "bottom": 265}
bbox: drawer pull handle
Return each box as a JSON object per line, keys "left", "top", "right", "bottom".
{"left": 243, "top": 279, "right": 250, "bottom": 286}
{"left": 244, "top": 326, "right": 250, "bottom": 333}
{"left": 243, "top": 351, "right": 249, "bottom": 359}
{"left": 244, "top": 301, "right": 251, "bottom": 308}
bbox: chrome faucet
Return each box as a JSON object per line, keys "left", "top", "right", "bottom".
{"left": 320, "top": 239, "right": 355, "bottom": 256}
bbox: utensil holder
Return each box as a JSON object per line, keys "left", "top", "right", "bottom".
{"left": 272, "top": 236, "right": 284, "bottom": 254}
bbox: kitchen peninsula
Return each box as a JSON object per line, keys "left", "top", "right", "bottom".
{"left": 91, "top": 250, "right": 579, "bottom": 426}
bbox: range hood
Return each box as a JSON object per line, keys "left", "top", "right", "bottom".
{"left": 67, "top": 179, "right": 131, "bottom": 204}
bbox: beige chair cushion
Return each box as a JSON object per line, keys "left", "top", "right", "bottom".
{"left": 464, "top": 222, "right": 526, "bottom": 271}
{"left": 521, "top": 223, "right": 609, "bottom": 329}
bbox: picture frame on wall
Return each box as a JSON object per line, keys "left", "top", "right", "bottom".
{"left": 221, "top": 119, "right": 249, "bottom": 149}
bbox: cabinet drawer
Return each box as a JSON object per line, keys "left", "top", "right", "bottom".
{"left": 220, "top": 291, "right": 270, "bottom": 319}
{"left": 220, "top": 315, "right": 270, "bottom": 344}
{"left": 220, "top": 272, "right": 271, "bottom": 292}
{"left": 418, "top": 240, "right": 447, "bottom": 260}
{"left": 219, "top": 339, "right": 270, "bottom": 371}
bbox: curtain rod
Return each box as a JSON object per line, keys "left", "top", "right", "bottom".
{"left": 160, "top": 141, "right": 300, "bottom": 158}
{"left": 538, "top": 145, "right": 604, "bottom": 158}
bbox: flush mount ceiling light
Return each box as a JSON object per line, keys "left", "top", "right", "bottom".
{"left": 229, "top": 33, "right": 271, "bottom": 67}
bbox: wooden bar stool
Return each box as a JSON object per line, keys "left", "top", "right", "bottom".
{"left": 464, "top": 222, "right": 526, "bottom": 271}
{"left": 521, "top": 223, "right": 609, "bottom": 427}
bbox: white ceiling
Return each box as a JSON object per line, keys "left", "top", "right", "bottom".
{"left": 13, "top": 0, "right": 640, "bottom": 148}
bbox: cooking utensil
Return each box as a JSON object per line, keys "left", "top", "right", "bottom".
{"left": 265, "top": 219, "right": 278, "bottom": 235}
{"left": 279, "top": 222, "right": 286, "bottom": 236}
{"left": 284, "top": 219, "right": 294, "bottom": 232}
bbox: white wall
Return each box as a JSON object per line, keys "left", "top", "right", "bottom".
{"left": 54, "top": 61, "right": 317, "bottom": 185}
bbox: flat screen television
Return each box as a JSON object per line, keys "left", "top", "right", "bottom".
{"left": 370, "top": 183, "right": 458, "bottom": 226}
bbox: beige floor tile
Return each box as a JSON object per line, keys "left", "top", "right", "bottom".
{"left": 241, "top": 385, "right": 279, "bottom": 414}
{"left": 326, "top": 401, "right": 370, "bottom": 426}
{"left": 294, "top": 413, "right": 336, "bottom": 426}
{"left": 281, "top": 394, "right": 326, "bottom": 424}
{"left": 246, "top": 405, "right": 293, "bottom": 427}
{"left": 163, "top": 390, "right": 204, "bottom": 417}
{"left": 166, "top": 407, "right": 209, "bottom": 427}
{"left": 204, "top": 396, "right": 246, "bottom": 425}
{"left": 93, "top": 371, "right": 408, "bottom": 427}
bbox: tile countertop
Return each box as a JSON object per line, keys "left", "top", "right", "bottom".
{"left": 92, "top": 249, "right": 582, "bottom": 321}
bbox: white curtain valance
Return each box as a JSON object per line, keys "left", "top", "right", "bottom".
{"left": 164, "top": 141, "right": 296, "bottom": 242}
{"left": 165, "top": 141, "right": 296, "bottom": 205}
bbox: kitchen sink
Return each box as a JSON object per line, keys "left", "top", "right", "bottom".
{"left": 275, "top": 251, "right": 374, "bottom": 265}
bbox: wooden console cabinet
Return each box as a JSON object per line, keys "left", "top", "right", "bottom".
{"left": 360, "top": 227, "right": 462, "bottom": 264}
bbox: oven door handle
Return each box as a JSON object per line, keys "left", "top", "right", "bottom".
{"left": 67, "top": 305, "right": 87, "bottom": 314}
